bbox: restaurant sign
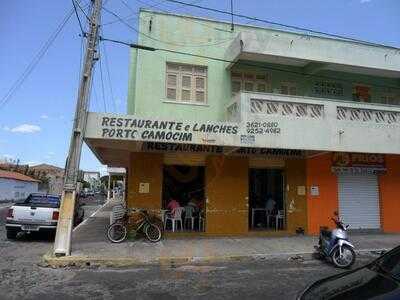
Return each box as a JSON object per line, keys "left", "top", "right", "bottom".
{"left": 86, "top": 113, "right": 283, "bottom": 148}
{"left": 142, "top": 142, "right": 304, "bottom": 158}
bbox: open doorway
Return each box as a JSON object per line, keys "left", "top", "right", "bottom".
{"left": 162, "top": 165, "right": 205, "bottom": 232}
{"left": 249, "top": 168, "right": 285, "bottom": 231}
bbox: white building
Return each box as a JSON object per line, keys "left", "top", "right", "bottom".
{"left": 0, "top": 170, "right": 39, "bottom": 202}
{"left": 83, "top": 171, "right": 101, "bottom": 190}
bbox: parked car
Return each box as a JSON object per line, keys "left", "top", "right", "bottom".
{"left": 298, "top": 246, "right": 400, "bottom": 300}
{"left": 5, "top": 193, "right": 84, "bottom": 239}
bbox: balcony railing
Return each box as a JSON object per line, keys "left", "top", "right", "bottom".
{"left": 227, "top": 92, "right": 400, "bottom": 123}
{"left": 226, "top": 92, "right": 400, "bottom": 154}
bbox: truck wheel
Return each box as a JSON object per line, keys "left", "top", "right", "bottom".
{"left": 6, "top": 229, "right": 18, "bottom": 240}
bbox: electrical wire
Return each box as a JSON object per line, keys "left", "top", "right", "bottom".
{"left": 73, "top": 0, "right": 91, "bottom": 22}
{"left": 134, "top": 0, "right": 233, "bottom": 33}
{"left": 133, "top": 0, "right": 235, "bottom": 34}
{"left": 72, "top": 0, "right": 86, "bottom": 35}
{"left": 101, "top": 35, "right": 117, "bottom": 112}
{"left": 101, "top": 0, "right": 166, "bottom": 26}
{"left": 163, "top": 0, "right": 400, "bottom": 50}
{"left": 98, "top": 46, "right": 108, "bottom": 113}
{"left": 99, "top": 36, "right": 400, "bottom": 91}
{"left": 0, "top": 7, "right": 76, "bottom": 110}
{"left": 102, "top": 5, "right": 235, "bottom": 47}
{"left": 92, "top": 78, "right": 101, "bottom": 112}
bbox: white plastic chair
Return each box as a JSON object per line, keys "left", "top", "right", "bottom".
{"left": 198, "top": 210, "right": 205, "bottom": 231}
{"left": 275, "top": 210, "right": 284, "bottom": 230}
{"left": 165, "top": 207, "right": 185, "bottom": 232}
{"left": 184, "top": 206, "right": 195, "bottom": 230}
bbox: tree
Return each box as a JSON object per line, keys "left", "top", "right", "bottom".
{"left": 82, "top": 180, "right": 90, "bottom": 189}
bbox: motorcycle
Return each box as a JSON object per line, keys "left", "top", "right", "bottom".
{"left": 314, "top": 213, "right": 356, "bottom": 268}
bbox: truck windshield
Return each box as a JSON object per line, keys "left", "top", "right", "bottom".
{"left": 24, "top": 195, "right": 60, "bottom": 208}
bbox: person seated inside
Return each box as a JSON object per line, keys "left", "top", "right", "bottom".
{"left": 196, "top": 198, "right": 205, "bottom": 211}
{"left": 187, "top": 197, "right": 199, "bottom": 212}
{"left": 265, "top": 195, "right": 276, "bottom": 215}
{"left": 167, "top": 198, "right": 181, "bottom": 212}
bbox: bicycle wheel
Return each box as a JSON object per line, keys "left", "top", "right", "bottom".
{"left": 144, "top": 223, "right": 162, "bottom": 242}
{"left": 107, "top": 222, "right": 127, "bottom": 243}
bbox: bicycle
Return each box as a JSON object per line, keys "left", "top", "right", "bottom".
{"left": 107, "top": 208, "right": 163, "bottom": 243}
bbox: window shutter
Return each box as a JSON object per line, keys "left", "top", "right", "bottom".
{"left": 196, "top": 77, "right": 205, "bottom": 89}
{"left": 281, "top": 85, "right": 289, "bottom": 95}
{"left": 166, "top": 63, "right": 207, "bottom": 103}
{"left": 244, "top": 82, "right": 254, "bottom": 91}
{"left": 232, "top": 81, "right": 241, "bottom": 93}
{"left": 256, "top": 83, "right": 266, "bottom": 92}
{"left": 182, "top": 90, "right": 191, "bottom": 101}
{"left": 167, "top": 88, "right": 177, "bottom": 100}
{"left": 196, "top": 91, "right": 205, "bottom": 102}
{"left": 182, "top": 75, "right": 191, "bottom": 88}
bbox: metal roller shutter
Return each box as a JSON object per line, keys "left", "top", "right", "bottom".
{"left": 163, "top": 153, "right": 205, "bottom": 166}
{"left": 338, "top": 174, "right": 381, "bottom": 230}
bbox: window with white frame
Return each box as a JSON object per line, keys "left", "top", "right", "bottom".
{"left": 166, "top": 63, "right": 207, "bottom": 103}
{"left": 280, "top": 82, "right": 297, "bottom": 96}
{"left": 231, "top": 71, "right": 270, "bottom": 94}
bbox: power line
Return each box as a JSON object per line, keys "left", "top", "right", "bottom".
{"left": 163, "top": 0, "right": 400, "bottom": 50}
{"left": 133, "top": 0, "right": 234, "bottom": 33}
{"left": 101, "top": 38, "right": 117, "bottom": 111}
{"left": 99, "top": 36, "right": 400, "bottom": 91}
{"left": 72, "top": 0, "right": 86, "bottom": 35}
{"left": 0, "top": 7, "right": 75, "bottom": 110}
{"left": 102, "top": 5, "right": 234, "bottom": 47}
{"left": 98, "top": 47, "right": 108, "bottom": 113}
{"left": 101, "top": 0, "right": 165, "bottom": 26}
{"left": 72, "top": 0, "right": 91, "bottom": 22}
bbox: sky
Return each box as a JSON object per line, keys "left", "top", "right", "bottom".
{"left": 0, "top": 0, "right": 399, "bottom": 174}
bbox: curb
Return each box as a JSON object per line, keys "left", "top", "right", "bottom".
{"left": 42, "top": 248, "right": 388, "bottom": 268}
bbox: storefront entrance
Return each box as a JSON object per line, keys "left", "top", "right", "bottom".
{"left": 162, "top": 165, "right": 205, "bottom": 232}
{"left": 249, "top": 168, "right": 284, "bottom": 231}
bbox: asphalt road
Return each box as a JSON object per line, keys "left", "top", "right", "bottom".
{"left": 0, "top": 200, "right": 381, "bottom": 300}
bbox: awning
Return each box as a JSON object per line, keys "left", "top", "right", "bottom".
{"left": 84, "top": 112, "right": 309, "bottom": 167}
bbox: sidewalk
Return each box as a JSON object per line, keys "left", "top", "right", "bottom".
{"left": 44, "top": 199, "right": 400, "bottom": 267}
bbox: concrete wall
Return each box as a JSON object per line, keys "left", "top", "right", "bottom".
{"left": 128, "top": 10, "right": 400, "bottom": 121}
{"left": 205, "top": 156, "right": 249, "bottom": 234}
{"left": 126, "top": 152, "right": 163, "bottom": 212}
{"left": 379, "top": 155, "right": 400, "bottom": 233}
{"left": 0, "top": 178, "right": 38, "bottom": 202}
{"left": 285, "top": 159, "right": 307, "bottom": 233}
{"left": 306, "top": 154, "right": 339, "bottom": 235}
{"left": 227, "top": 31, "right": 400, "bottom": 74}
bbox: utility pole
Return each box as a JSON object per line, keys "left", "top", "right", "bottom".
{"left": 54, "top": 0, "right": 102, "bottom": 256}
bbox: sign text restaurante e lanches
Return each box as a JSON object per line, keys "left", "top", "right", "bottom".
{"left": 100, "top": 116, "right": 239, "bottom": 142}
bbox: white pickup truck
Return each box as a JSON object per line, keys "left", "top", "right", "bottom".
{"left": 5, "top": 193, "right": 84, "bottom": 239}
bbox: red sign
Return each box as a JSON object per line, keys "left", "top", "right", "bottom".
{"left": 332, "top": 152, "right": 385, "bottom": 168}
